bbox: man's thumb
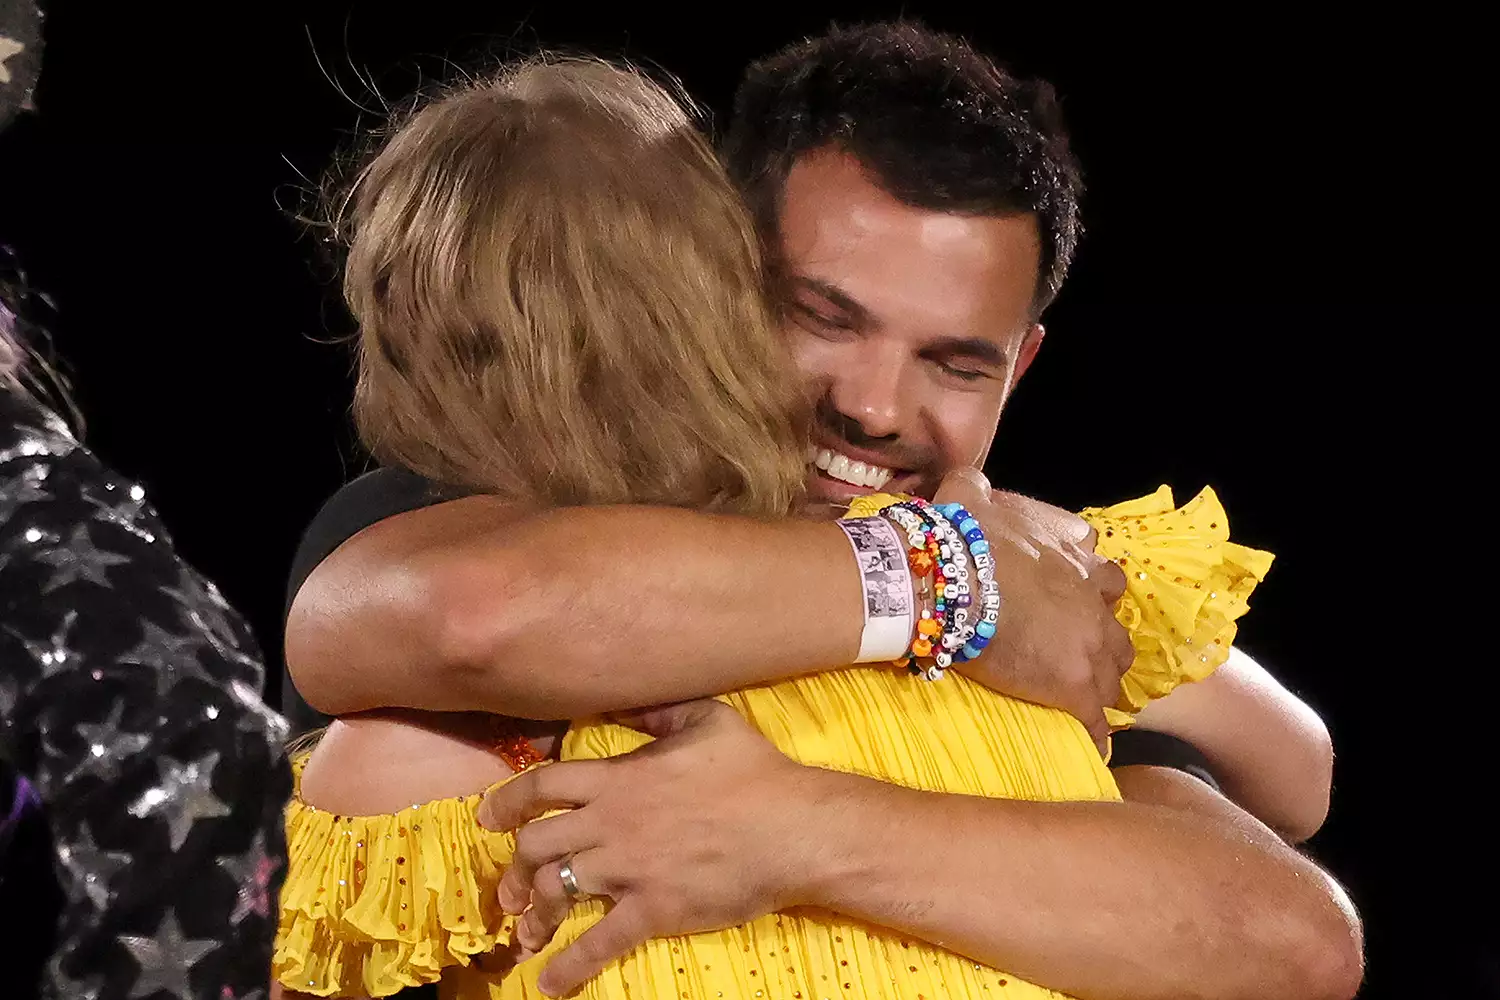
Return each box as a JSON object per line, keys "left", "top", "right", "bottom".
{"left": 933, "top": 466, "right": 992, "bottom": 507}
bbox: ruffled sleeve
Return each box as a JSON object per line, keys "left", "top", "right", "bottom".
{"left": 274, "top": 756, "right": 518, "bottom": 997}
{"left": 1081, "top": 486, "right": 1274, "bottom": 728}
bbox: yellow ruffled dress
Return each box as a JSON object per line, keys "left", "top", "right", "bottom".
{"left": 276, "top": 486, "right": 1273, "bottom": 1000}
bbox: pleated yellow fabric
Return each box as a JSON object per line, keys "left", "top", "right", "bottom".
{"left": 275, "top": 486, "right": 1271, "bottom": 1000}
{"left": 274, "top": 759, "right": 521, "bottom": 996}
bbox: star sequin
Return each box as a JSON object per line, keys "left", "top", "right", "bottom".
{"left": 0, "top": 459, "right": 52, "bottom": 523}
{"left": 229, "top": 678, "right": 289, "bottom": 743}
{"left": 33, "top": 523, "right": 131, "bottom": 593}
{"left": 126, "top": 751, "right": 233, "bottom": 851}
{"left": 6, "top": 608, "right": 80, "bottom": 679}
{"left": 118, "top": 910, "right": 218, "bottom": 1000}
{"left": 54, "top": 699, "right": 153, "bottom": 785}
{"left": 56, "top": 822, "right": 131, "bottom": 911}
{"left": 120, "top": 620, "right": 217, "bottom": 698}
{"left": 160, "top": 564, "right": 243, "bottom": 659}
{"left": 0, "top": 419, "right": 72, "bottom": 465}
{"left": 217, "top": 829, "right": 281, "bottom": 925}
{"left": 84, "top": 480, "right": 157, "bottom": 544}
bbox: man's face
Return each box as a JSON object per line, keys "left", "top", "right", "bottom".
{"left": 775, "top": 148, "right": 1046, "bottom": 507}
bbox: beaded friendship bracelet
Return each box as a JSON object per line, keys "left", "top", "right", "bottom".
{"left": 842, "top": 491, "right": 1003, "bottom": 679}
{"left": 879, "top": 503, "right": 947, "bottom": 678}
{"left": 872, "top": 497, "right": 1002, "bottom": 679}
{"left": 932, "top": 503, "right": 1003, "bottom": 664}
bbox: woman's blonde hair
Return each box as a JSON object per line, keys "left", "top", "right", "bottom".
{"left": 331, "top": 56, "right": 809, "bottom": 517}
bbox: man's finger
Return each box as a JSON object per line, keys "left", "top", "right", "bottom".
{"left": 503, "top": 811, "right": 602, "bottom": 914}
{"left": 1094, "top": 559, "right": 1128, "bottom": 604}
{"left": 1051, "top": 538, "right": 1094, "bottom": 580}
{"left": 478, "top": 759, "right": 611, "bottom": 831}
{"left": 1084, "top": 712, "right": 1111, "bottom": 757}
{"left": 1107, "top": 624, "right": 1137, "bottom": 681}
{"left": 949, "top": 465, "right": 992, "bottom": 494}
{"left": 989, "top": 522, "right": 1042, "bottom": 562}
{"left": 535, "top": 898, "right": 655, "bottom": 998}
{"left": 516, "top": 853, "right": 595, "bottom": 954}
{"left": 933, "top": 466, "right": 992, "bottom": 509}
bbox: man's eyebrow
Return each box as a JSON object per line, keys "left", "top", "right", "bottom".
{"left": 792, "top": 276, "right": 874, "bottom": 326}
{"left": 793, "top": 276, "right": 1010, "bottom": 367}
{"left": 923, "top": 336, "right": 1009, "bottom": 367}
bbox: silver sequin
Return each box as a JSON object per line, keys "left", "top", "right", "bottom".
{"left": 118, "top": 910, "right": 219, "bottom": 999}
{"left": 217, "top": 829, "right": 280, "bottom": 926}
{"left": 126, "top": 750, "right": 233, "bottom": 851}
{"left": 55, "top": 822, "right": 131, "bottom": 910}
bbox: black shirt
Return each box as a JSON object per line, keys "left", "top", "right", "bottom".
{"left": 280, "top": 469, "right": 1218, "bottom": 789}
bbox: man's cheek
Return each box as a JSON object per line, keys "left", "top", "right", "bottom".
{"left": 944, "top": 403, "right": 1005, "bottom": 471}
{"left": 787, "top": 331, "right": 841, "bottom": 394}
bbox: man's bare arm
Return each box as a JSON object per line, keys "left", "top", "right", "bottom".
{"left": 805, "top": 766, "right": 1362, "bottom": 1000}
{"left": 485, "top": 701, "right": 1363, "bottom": 1000}
{"left": 1129, "top": 647, "right": 1334, "bottom": 841}
{"left": 286, "top": 475, "right": 1133, "bottom": 732}
{"left": 286, "top": 497, "right": 865, "bottom": 718}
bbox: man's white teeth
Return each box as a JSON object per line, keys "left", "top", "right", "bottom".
{"left": 810, "top": 447, "right": 895, "bottom": 489}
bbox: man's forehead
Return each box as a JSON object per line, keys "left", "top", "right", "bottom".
{"left": 777, "top": 151, "right": 1042, "bottom": 345}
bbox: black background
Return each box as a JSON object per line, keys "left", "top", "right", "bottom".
{"left": 0, "top": 4, "right": 1482, "bottom": 996}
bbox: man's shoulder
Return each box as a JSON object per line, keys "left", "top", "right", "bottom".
{"left": 280, "top": 466, "right": 464, "bottom": 734}
{"left": 284, "top": 466, "right": 457, "bottom": 618}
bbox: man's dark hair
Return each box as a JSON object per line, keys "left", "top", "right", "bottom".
{"left": 724, "top": 20, "right": 1083, "bottom": 314}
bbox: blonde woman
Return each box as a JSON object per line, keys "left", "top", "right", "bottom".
{"left": 270, "top": 53, "right": 1286, "bottom": 1000}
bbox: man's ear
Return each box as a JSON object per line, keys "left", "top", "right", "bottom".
{"left": 1012, "top": 323, "right": 1045, "bottom": 383}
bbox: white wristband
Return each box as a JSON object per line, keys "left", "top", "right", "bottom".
{"left": 836, "top": 515, "right": 916, "bottom": 663}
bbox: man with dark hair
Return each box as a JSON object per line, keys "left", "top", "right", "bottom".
{"left": 725, "top": 21, "right": 1081, "bottom": 316}
{"left": 282, "top": 22, "right": 1360, "bottom": 999}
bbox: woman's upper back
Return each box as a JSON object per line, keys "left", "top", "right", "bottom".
{"left": 566, "top": 666, "right": 1119, "bottom": 803}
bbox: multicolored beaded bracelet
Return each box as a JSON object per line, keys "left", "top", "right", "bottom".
{"left": 934, "top": 502, "right": 1002, "bottom": 663}
{"left": 846, "top": 491, "right": 1001, "bottom": 680}
{"left": 880, "top": 504, "right": 946, "bottom": 677}
{"left": 881, "top": 498, "right": 969, "bottom": 679}
{"left": 907, "top": 502, "right": 972, "bottom": 671}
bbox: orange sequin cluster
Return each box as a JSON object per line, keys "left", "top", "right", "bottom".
{"left": 489, "top": 717, "right": 547, "bottom": 773}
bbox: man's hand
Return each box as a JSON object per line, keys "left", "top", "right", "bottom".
{"left": 935, "top": 468, "right": 1134, "bottom": 746}
{"left": 477, "top": 700, "right": 819, "bottom": 997}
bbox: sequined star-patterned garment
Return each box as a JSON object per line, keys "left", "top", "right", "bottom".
{"left": 0, "top": 386, "right": 292, "bottom": 999}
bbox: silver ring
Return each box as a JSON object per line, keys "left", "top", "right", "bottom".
{"left": 558, "top": 859, "right": 589, "bottom": 901}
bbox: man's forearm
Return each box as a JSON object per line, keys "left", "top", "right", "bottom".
{"left": 287, "top": 498, "right": 869, "bottom": 717}
{"left": 791, "top": 765, "right": 1362, "bottom": 1000}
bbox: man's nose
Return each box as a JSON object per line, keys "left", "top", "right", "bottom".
{"left": 829, "top": 342, "right": 909, "bottom": 441}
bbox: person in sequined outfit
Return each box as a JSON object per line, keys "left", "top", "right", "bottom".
{"left": 2, "top": 4, "right": 293, "bottom": 995}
